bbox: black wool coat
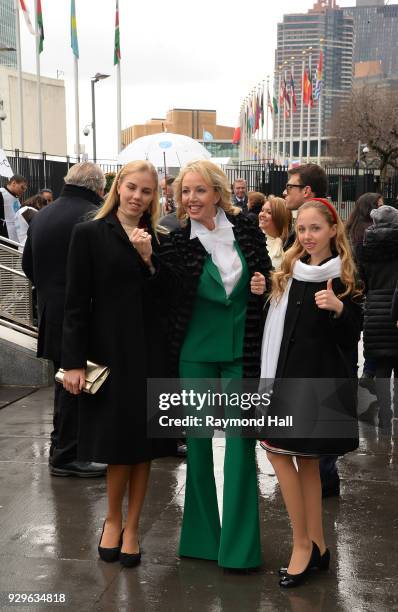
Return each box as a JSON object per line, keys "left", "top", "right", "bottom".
{"left": 157, "top": 212, "right": 272, "bottom": 378}
{"left": 22, "top": 184, "right": 101, "bottom": 362}
{"left": 264, "top": 276, "right": 361, "bottom": 456}
{"left": 61, "top": 212, "right": 173, "bottom": 464}
{"left": 359, "top": 223, "right": 398, "bottom": 358}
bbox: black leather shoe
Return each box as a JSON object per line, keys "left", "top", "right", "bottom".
{"left": 279, "top": 542, "right": 320, "bottom": 588}
{"left": 279, "top": 547, "right": 330, "bottom": 576}
{"left": 49, "top": 461, "right": 107, "bottom": 477}
{"left": 119, "top": 534, "right": 141, "bottom": 568}
{"left": 98, "top": 521, "right": 123, "bottom": 563}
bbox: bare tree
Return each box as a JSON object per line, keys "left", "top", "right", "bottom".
{"left": 328, "top": 85, "right": 398, "bottom": 183}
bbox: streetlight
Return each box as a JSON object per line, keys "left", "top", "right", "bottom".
{"left": 91, "top": 72, "right": 110, "bottom": 163}
{"left": 357, "top": 141, "right": 369, "bottom": 166}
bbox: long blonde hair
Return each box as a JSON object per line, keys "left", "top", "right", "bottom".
{"left": 272, "top": 200, "right": 361, "bottom": 301}
{"left": 173, "top": 160, "right": 240, "bottom": 222}
{"left": 95, "top": 161, "right": 161, "bottom": 232}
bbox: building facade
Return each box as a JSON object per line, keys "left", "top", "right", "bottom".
{"left": 343, "top": 1, "right": 398, "bottom": 88}
{"left": 0, "top": 67, "right": 67, "bottom": 155}
{"left": 274, "top": 0, "right": 353, "bottom": 159}
{"left": 0, "top": 0, "right": 17, "bottom": 69}
{"left": 122, "top": 108, "right": 238, "bottom": 158}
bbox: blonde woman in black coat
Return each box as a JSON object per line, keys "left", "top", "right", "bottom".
{"left": 61, "top": 161, "right": 172, "bottom": 568}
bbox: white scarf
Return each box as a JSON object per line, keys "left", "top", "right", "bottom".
{"left": 260, "top": 256, "right": 342, "bottom": 380}
{"left": 190, "top": 208, "right": 242, "bottom": 297}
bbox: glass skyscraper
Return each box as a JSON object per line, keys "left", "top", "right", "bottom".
{"left": 274, "top": 0, "right": 353, "bottom": 158}
{"left": 0, "top": 0, "right": 17, "bottom": 69}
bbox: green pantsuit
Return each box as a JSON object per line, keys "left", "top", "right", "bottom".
{"left": 178, "top": 245, "right": 262, "bottom": 569}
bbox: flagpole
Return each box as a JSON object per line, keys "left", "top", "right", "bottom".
{"left": 73, "top": 57, "right": 80, "bottom": 160}
{"left": 307, "top": 50, "right": 312, "bottom": 163}
{"left": 14, "top": 0, "right": 24, "bottom": 151}
{"left": 34, "top": 0, "right": 43, "bottom": 154}
{"left": 299, "top": 51, "right": 305, "bottom": 163}
{"left": 260, "top": 80, "right": 265, "bottom": 161}
{"left": 117, "top": 62, "right": 121, "bottom": 153}
{"left": 317, "top": 42, "right": 323, "bottom": 165}
{"left": 276, "top": 71, "right": 281, "bottom": 164}
{"left": 289, "top": 62, "right": 294, "bottom": 163}
{"left": 265, "top": 76, "right": 269, "bottom": 163}
{"left": 282, "top": 69, "right": 287, "bottom": 164}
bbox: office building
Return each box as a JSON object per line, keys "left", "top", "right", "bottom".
{"left": 0, "top": 0, "right": 17, "bottom": 69}
{"left": 274, "top": 0, "right": 353, "bottom": 158}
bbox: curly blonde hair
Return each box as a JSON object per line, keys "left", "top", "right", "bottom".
{"left": 94, "top": 161, "right": 161, "bottom": 233}
{"left": 271, "top": 200, "right": 361, "bottom": 301}
{"left": 173, "top": 160, "right": 240, "bottom": 222}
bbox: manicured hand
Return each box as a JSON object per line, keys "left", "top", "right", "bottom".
{"left": 250, "top": 272, "right": 266, "bottom": 295}
{"left": 130, "top": 228, "right": 153, "bottom": 263}
{"left": 63, "top": 368, "right": 86, "bottom": 395}
{"left": 315, "top": 279, "right": 343, "bottom": 316}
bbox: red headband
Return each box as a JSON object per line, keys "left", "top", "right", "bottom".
{"left": 309, "top": 198, "right": 338, "bottom": 224}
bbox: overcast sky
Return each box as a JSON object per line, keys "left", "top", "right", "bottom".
{"left": 18, "top": 0, "right": 354, "bottom": 160}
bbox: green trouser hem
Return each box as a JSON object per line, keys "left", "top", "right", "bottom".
{"left": 178, "top": 359, "right": 262, "bottom": 568}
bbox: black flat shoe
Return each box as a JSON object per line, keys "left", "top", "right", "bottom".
{"left": 279, "top": 542, "right": 321, "bottom": 588}
{"left": 119, "top": 535, "right": 141, "bottom": 568}
{"left": 279, "top": 547, "right": 330, "bottom": 576}
{"left": 98, "top": 521, "right": 123, "bottom": 563}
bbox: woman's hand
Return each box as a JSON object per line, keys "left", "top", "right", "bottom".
{"left": 315, "top": 279, "right": 344, "bottom": 316}
{"left": 63, "top": 368, "right": 86, "bottom": 395}
{"left": 130, "top": 228, "right": 153, "bottom": 264}
{"left": 250, "top": 272, "right": 266, "bottom": 295}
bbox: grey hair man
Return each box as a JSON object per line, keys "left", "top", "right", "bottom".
{"left": 22, "top": 162, "right": 107, "bottom": 478}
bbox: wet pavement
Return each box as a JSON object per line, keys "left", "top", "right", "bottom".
{"left": 0, "top": 385, "right": 397, "bottom": 612}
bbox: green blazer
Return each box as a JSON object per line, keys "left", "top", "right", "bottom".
{"left": 180, "top": 243, "right": 250, "bottom": 363}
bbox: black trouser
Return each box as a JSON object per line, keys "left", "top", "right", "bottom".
{"left": 375, "top": 358, "right": 398, "bottom": 420}
{"left": 49, "top": 361, "right": 78, "bottom": 466}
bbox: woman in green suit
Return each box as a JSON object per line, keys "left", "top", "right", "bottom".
{"left": 135, "top": 160, "right": 272, "bottom": 569}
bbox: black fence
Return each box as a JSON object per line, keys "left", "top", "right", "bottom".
{"left": 224, "top": 163, "right": 398, "bottom": 220}
{"left": 0, "top": 150, "right": 121, "bottom": 201}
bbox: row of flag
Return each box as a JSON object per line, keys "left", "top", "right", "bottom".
{"left": 18, "top": 0, "right": 121, "bottom": 65}
{"left": 238, "top": 50, "right": 323, "bottom": 142}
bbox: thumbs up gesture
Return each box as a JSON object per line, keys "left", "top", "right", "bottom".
{"left": 314, "top": 279, "right": 344, "bottom": 316}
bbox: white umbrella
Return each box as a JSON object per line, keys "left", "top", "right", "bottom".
{"left": 117, "top": 132, "right": 211, "bottom": 168}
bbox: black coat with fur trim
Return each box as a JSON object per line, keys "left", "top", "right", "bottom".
{"left": 157, "top": 212, "right": 272, "bottom": 378}
{"left": 359, "top": 223, "right": 398, "bottom": 358}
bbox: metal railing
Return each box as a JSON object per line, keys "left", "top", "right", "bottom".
{"left": 0, "top": 236, "right": 36, "bottom": 331}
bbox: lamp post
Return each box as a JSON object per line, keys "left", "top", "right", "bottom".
{"left": 0, "top": 100, "right": 6, "bottom": 149}
{"left": 91, "top": 73, "right": 110, "bottom": 163}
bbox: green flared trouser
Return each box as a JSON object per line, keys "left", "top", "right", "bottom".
{"left": 178, "top": 359, "right": 262, "bottom": 569}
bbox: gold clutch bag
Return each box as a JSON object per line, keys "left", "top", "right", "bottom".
{"left": 55, "top": 361, "right": 110, "bottom": 395}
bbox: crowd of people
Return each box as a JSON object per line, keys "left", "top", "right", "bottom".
{"left": 1, "top": 159, "right": 397, "bottom": 588}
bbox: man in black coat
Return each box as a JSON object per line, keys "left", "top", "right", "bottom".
{"left": 281, "top": 164, "right": 342, "bottom": 498}
{"left": 22, "top": 162, "right": 107, "bottom": 477}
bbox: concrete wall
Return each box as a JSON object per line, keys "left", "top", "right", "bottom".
{"left": 0, "top": 325, "right": 53, "bottom": 386}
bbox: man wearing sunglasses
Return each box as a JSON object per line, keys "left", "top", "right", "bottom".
{"left": 283, "top": 163, "right": 328, "bottom": 249}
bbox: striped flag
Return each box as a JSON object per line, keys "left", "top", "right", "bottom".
{"left": 37, "top": 0, "right": 44, "bottom": 53}
{"left": 267, "top": 88, "right": 273, "bottom": 115}
{"left": 314, "top": 50, "right": 323, "bottom": 101}
{"left": 272, "top": 96, "right": 278, "bottom": 115}
{"left": 71, "top": 0, "right": 79, "bottom": 58}
{"left": 19, "top": 0, "right": 35, "bottom": 35}
{"left": 289, "top": 73, "right": 297, "bottom": 113}
{"left": 114, "top": 0, "right": 121, "bottom": 65}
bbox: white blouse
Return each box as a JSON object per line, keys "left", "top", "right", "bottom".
{"left": 265, "top": 233, "right": 284, "bottom": 270}
{"left": 190, "top": 208, "right": 242, "bottom": 297}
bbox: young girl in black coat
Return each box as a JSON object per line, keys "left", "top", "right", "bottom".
{"left": 260, "top": 199, "right": 361, "bottom": 588}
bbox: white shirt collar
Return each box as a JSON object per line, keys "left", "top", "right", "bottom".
{"left": 190, "top": 207, "right": 234, "bottom": 240}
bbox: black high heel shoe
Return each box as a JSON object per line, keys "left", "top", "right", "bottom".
{"left": 98, "top": 521, "right": 123, "bottom": 563}
{"left": 278, "top": 546, "right": 330, "bottom": 576}
{"left": 119, "top": 533, "right": 141, "bottom": 568}
{"left": 279, "top": 542, "right": 321, "bottom": 588}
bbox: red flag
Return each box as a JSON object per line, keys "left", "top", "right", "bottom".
{"left": 19, "top": 0, "right": 36, "bottom": 35}
{"left": 303, "top": 68, "right": 314, "bottom": 107}
{"left": 232, "top": 127, "right": 241, "bottom": 145}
